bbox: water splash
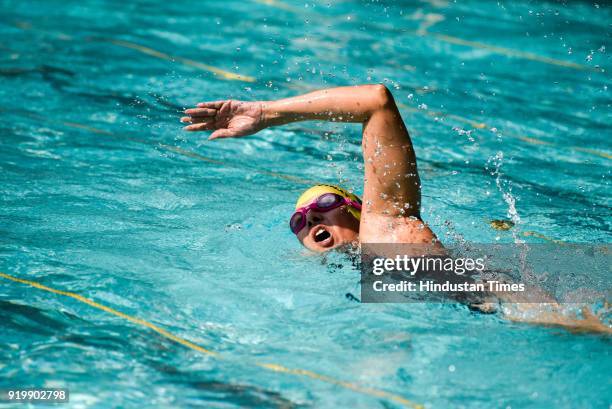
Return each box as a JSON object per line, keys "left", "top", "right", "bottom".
{"left": 486, "top": 151, "right": 522, "bottom": 244}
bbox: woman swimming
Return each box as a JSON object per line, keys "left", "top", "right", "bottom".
{"left": 181, "top": 85, "right": 610, "bottom": 334}
{"left": 181, "top": 84, "right": 438, "bottom": 251}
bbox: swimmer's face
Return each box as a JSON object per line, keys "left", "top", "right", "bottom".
{"left": 295, "top": 205, "right": 360, "bottom": 252}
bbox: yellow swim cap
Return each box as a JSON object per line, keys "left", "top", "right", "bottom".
{"left": 295, "top": 184, "right": 362, "bottom": 220}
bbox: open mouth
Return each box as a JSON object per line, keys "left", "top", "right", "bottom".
{"left": 314, "top": 227, "right": 331, "bottom": 243}
{"left": 311, "top": 225, "right": 334, "bottom": 248}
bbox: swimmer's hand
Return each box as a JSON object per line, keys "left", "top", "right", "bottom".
{"left": 181, "top": 100, "right": 264, "bottom": 139}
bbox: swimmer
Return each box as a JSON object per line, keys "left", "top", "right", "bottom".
{"left": 181, "top": 85, "right": 610, "bottom": 334}
{"left": 181, "top": 85, "right": 438, "bottom": 252}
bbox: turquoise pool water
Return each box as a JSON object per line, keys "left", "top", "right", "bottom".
{"left": 1, "top": 0, "right": 610, "bottom": 408}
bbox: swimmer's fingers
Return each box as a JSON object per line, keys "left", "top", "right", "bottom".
{"left": 184, "top": 107, "right": 217, "bottom": 117}
{"left": 581, "top": 306, "right": 606, "bottom": 320}
{"left": 196, "top": 101, "right": 225, "bottom": 109}
{"left": 181, "top": 115, "right": 213, "bottom": 124}
{"left": 183, "top": 122, "right": 215, "bottom": 131}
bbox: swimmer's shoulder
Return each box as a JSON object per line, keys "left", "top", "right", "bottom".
{"left": 359, "top": 213, "right": 439, "bottom": 245}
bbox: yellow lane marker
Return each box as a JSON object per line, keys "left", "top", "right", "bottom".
{"left": 572, "top": 146, "right": 612, "bottom": 160}
{"left": 424, "top": 33, "right": 597, "bottom": 72}
{"left": 522, "top": 231, "right": 566, "bottom": 244}
{"left": 442, "top": 113, "right": 486, "bottom": 129}
{"left": 62, "top": 121, "right": 113, "bottom": 135}
{"left": 0, "top": 272, "right": 218, "bottom": 356}
{"left": 398, "top": 103, "right": 489, "bottom": 131}
{"left": 14, "top": 21, "right": 32, "bottom": 30}
{"left": 107, "top": 39, "right": 255, "bottom": 82}
{"left": 517, "top": 136, "right": 552, "bottom": 146}
{"left": 258, "top": 363, "right": 424, "bottom": 409}
{"left": 253, "top": 0, "right": 303, "bottom": 13}
{"left": 12, "top": 22, "right": 255, "bottom": 82}
{"left": 509, "top": 132, "right": 609, "bottom": 159}
{"left": 14, "top": 21, "right": 256, "bottom": 82}
{"left": 396, "top": 103, "right": 611, "bottom": 160}
{"left": 0, "top": 271, "right": 422, "bottom": 408}
{"left": 488, "top": 222, "right": 566, "bottom": 244}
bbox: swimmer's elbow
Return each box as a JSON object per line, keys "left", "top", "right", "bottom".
{"left": 367, "top": 84, "right": 394, "bottom": 112}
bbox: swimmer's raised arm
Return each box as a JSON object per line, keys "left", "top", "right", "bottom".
{"left": 260, "top": 85, "right": 396, "bottom": 125}
{"left": 181, "top": 85, "right": 386, "bottom": 135}
{"left": 182, "top": 85, "right": 436, "bottom": 244}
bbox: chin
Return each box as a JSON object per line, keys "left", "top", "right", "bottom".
{"left": 315, "top": 241, "right": 358, "bottom": 254}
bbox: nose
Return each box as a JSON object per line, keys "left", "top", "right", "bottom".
{"left": 306, "top": 211, "right": 323, "bottom": 229}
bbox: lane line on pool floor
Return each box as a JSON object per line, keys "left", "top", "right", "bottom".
{"left": 105, "top": 39, "right": 256, "bottom": 83}
{"left": 422, "top": 32, "right": 598, "bottom": 71}
{"left": 0, "top": 271, "right": 424, "bottom": 409}
{"left": 522, "top": 231, "right": 566, "bottom": 244}
{"left": 395, "top": 103, "right": 612, "bottom": 160}
{"left": 11, "top": 22, "right": 255, "bottom": 83}
{"left": 0, "top": 272, "right": 217, "bottom": 356}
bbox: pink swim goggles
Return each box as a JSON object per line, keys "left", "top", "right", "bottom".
{"left": 289, "top": 193, "right": 362, "bottom": 235}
